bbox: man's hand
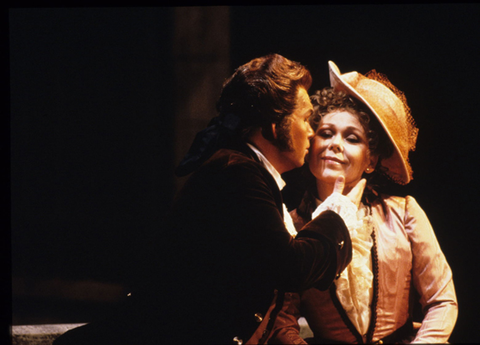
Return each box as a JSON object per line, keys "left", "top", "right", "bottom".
{"left": 333, "top": 175, "right": 366, "bottom": 208}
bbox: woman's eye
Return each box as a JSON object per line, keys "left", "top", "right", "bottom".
{"left": 318, "top": 130, "right": 333, "bottom": 138}
{"left": 346, "top": 135, "right": 360, "bottom": 143}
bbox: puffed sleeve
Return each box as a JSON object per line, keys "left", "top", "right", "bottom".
{"left": 405, "top": 196, "right": 458, "bottom": 343}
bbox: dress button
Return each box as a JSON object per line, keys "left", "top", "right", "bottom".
{"left": 254, "top": 313, "right": 263, "bottom": 322}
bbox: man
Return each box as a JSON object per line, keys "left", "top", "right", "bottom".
{"left": 54, "top": 54, "right": 354, "bottom": 344}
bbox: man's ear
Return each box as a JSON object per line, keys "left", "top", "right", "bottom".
{"left": 261, "top": 122, "right": 276, "bottom": 142}
{"left": 270, "top": 123, "right": 278, "bottom": 140}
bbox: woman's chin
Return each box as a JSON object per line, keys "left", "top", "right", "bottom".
{"left": 315, "top": 172, "right": 342, "bottom": 184}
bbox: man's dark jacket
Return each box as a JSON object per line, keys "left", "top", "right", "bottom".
{"left": 54, "top": 144, "right": 352, "bottom": 344}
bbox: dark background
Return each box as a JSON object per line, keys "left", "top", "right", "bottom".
{"left": 8, "top": 5, "right": 480, "bottom": 343}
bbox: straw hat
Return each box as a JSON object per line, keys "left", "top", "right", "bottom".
{"left": 328, "top": 61, "right": 418, "bottom": 185}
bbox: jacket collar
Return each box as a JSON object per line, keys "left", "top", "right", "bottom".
{"left": 246, "top": 143, "right": 286, "bottom": 191}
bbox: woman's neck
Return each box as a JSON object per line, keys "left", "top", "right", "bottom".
{"left": 316, "top": 181, "right": 334, "bottom": 202}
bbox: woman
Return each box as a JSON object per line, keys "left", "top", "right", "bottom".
{"left": 270, "top": 61, "right": 458, "bottom": 344}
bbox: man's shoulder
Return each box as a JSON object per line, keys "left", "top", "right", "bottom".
{"left": 208, "top": 148, "right": 259, "bottom": 169}
{"left": 201, "top": 148, "right": 278, "bottom": 189}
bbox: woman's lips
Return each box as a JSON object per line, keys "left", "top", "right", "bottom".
{"left": 322, "top": 156, "right": 344, "bottom": 164}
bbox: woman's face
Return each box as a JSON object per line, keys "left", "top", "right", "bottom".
{"left": 308, "top": 110, "right": 378, "bottom": 189}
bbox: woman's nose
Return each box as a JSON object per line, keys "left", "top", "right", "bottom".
{"left": 329, "top": 135, "right": 343, "bottom": 153}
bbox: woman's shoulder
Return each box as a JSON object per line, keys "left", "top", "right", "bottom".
{"left": 372, "top": 193, "right": 405, "bottom": 207}
{"left": 372, "top": 194, "right": 425, "bottom": 220}
{"left": 376, "top": 193, "right": 420, "bottom": 206}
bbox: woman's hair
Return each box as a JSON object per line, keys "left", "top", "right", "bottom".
{"left": 216, "top": 54, "right": 312, "bottom": 150}
{"left": 310, "top": 87, "right": 393, "bottom": 161}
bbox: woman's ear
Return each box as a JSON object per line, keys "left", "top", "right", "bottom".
{"left": 365, "top": 155, "right": 379, "bottom": 174}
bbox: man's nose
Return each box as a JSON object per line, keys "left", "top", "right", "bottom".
{"left": 307, "top": 122, "right": 314, "bottom": 139}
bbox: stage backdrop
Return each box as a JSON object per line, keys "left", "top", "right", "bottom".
{"left": 9, "top": 5, "right": 480, "bottom": 343}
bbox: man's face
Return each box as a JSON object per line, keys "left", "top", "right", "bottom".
{"left": 277, "top": 87, "right": 314, "bottom": 172}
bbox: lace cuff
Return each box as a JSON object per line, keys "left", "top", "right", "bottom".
{"left": 311, "top": 192, "right": 358, "bottom": 229}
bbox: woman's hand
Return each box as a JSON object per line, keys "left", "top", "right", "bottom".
{"left": 333, "top": 175, "right": 366, "bottom": 208}
{"left": 311, "top": 175, "right": 366, "bottom": 220}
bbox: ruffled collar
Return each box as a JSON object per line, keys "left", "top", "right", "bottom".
{"left": 312, "top": 194, "right": 375, "bottom": 336}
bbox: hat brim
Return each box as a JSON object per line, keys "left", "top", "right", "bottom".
{"left": 328, "top": 61, "right": 410, "bottom": 184}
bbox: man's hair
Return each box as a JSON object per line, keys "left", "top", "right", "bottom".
{"left": 216, "top": 54, "right": 312, "bottom": 150}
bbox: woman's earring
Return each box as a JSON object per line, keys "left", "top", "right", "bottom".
{"left": 365, "top": 167, "right": 373, "bottom": 173}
